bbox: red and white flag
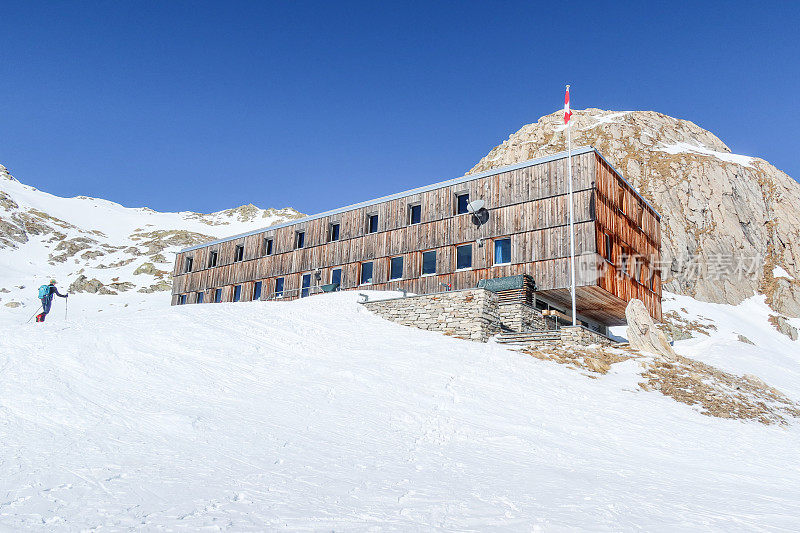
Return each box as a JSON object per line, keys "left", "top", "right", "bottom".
{"left": 564, "top": 85, "right": 572, "bottom": 125}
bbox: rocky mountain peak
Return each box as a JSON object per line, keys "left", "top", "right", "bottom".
{"left": 469, "top": 109, "right": 800, "bottom": 317}
{"left": 0, "top": 164, "right": 17, "bottom": 182}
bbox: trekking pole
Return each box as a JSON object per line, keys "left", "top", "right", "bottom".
{"left": 65, "top": 297, "right": 69, "bottom": 321}
{"left": 25, "top": 305, "right": 43, "bottom": 324}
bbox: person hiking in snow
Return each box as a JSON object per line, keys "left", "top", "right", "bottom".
{"left": 36, "top": 279, "right": 68, "bottom": 323}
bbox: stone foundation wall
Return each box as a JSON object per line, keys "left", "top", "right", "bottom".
{"left": 362, "top": 289, "right": 500, "bottom": 342}
{"left": 560, "top": 326, "right": 615, "bottom": 346}
{"left": 498, "top": 303, "right": 545, "bottom": 332}
{"left": 363, "top": 290, "right": 616, "bottom": 346}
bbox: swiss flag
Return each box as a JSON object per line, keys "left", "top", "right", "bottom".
{"left": 564, "top": 85, "right": 572, "bottom": 125}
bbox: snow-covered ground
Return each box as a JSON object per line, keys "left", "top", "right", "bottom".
{"left": 1, "top": 290, "right": 799, "bottom": 530}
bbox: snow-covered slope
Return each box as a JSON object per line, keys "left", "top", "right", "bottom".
{"left": 0, "top": 163, "right": 303, "bottom": 305}
{"left": 1, "top": 291, "right": 799, "bottom": 530}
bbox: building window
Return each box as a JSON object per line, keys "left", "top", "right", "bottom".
{"left": 264, "top": 238, "right": 273, "bottom": 256}
{"left": 456, "top": 244, "right": 472, "bottom": 270}
{"left": 604, "top": 233, "right": 612, "bottom": 263}
{"left": 635, "top": 205, "right": 644, "bottom": 228}
{"left": 367, "top": 214, "right": 379, "bottom": 234}
{"left": 360, "top": 262, "right": 374, "bottom": 285}
{"left": 178, "top": 294, "right": 187, "bottom": 305}
{"left": 650, "top": 269, "right": 657, "bottom": 292}
{"left": 233, "top": 285, "right": 242, "bottom": 302}
{"left": 275, "top": 277, "right": 285, "bottom": 298}
{"left": 408, "top": 204, "right": 421, "bottom": 225}
{"left": 634, "top": 258, "right": 642, "bottom": 283}
{"left": 390, "top": 256, "right": 403, "bottom": 280}
{"left": 618, "top": 184, "right": 625, "bottom": 214}
{"left": 208, "top": 251, "right": 218, "bottom": 268}
{"left": 234, "top": 245, "right": 244, "bottom": 262}
{"left": 184, "top": 256, "right": 193, "bottom": 273}
{"left": 196, "top": 291, "right": 204, "bottom": 303}
{"left": 456, "top": 193, "right": 470, "bottom": 215}
{"left": 329, "top": 223, "right": 340, "bottom": 242}
{"left": 214, "top": 288, "right": 223, "bottom": 303}
{"left": 620, "top": 248, "right": 629, "bottom": 276}
{"left": 330, "top": 268, "right": 342, "bottom": 287}
{"left": 422, "top": 250, "right": 436, "bottom": 275}
{"left": 253, "top": 281, "right": 262, "bottom": 301}
{"left": 301, "top": 273, "right": 312, "bottom": 298}
{"left": 494, "top": 238, "right": 511, "bottom": 265}
{"left": 295, "top": 231, "right": 305, "bottom": 249}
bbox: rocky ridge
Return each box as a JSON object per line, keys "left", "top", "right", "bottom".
{"left": 0, "top": 164, "right": 304, "bottom": 299}
{"left": 468, "top": 109, "right": 800, "bottom": 317}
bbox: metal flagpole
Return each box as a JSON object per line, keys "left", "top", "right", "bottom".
{"left": 566, "top": 84, "right": 577, "bottom": 326}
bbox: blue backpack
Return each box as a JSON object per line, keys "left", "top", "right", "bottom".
{"left": 38, "top": 285, "right": 51, "bottom": 299}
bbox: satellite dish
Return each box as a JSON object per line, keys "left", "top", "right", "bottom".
{"left": 466, "top": 200, "right": 485, "bottom": 214}
{"left": 467, "top": 199, "right": 489, "bottom": 226}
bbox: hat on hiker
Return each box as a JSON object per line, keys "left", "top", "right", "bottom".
{"left": 49, "top": 279, "right": 56, "bottom": 285}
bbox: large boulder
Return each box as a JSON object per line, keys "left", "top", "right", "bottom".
{"left": 625, "top": 299, "right": 678, "bottom": 359}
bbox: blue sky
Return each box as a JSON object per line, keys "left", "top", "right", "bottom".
{"left": 2, "top": 1, "right": 798, "bottom": 215}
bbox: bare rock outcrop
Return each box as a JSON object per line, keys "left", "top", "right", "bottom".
{"left": 625, "top": 299, "right": 677, "bottom": 358}
{"left": 768, "top": 314, "right": 799, "bottom": 341}
{"left": 469, "top": 109, "right": 800, "bottom": 316}
{"left": 69, "top": 275, "right": 116, "bottom": 295}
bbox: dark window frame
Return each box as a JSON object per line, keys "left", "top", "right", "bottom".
{"left": 604, "top": 233, "right": 613, "bottom": 263}
{"left": 234, "top": 245, "right": 244, "bottom": 262}
{"left": 264, "top": 237, "right": 274, "bottom": 256}
{"left": 421, "top": 250, "right": 437, "bottom": 276}
{"left": 455, "top": 192, "right": 470, "bottom": 215}
{"left": 389, "top": 256, "right": 404, "bottom": 280}
{"left": 456, "top": 243, "right": 473, "bottom": 270}
{"left": 184, "top": 256, "right": 193, "bottom": 273}
{"left": 360, "top": 261, "right": 374, "bottom": 285}
{"left": 274, "top": 277, "right": 285, "bottom": 298}
{"left": 253, "top": 281, "right": 262, "bottom": 301}
{"left": 328, "top": 222, "right": 340, "bottom": 242}
{"left": 367, "top": 213, "right": 379, "bottom": 234}
{"left": 408, "top": 203, "right": 421, "bottom": 225}
{"left": 208, "top": 250, "right": 218, "bottom": 268}
{"left": 493, "top": 237, "right": 511, "bottom": 265}
{"left": 214, "top": 288, "right": 223, "bottom": 303}
{"left": 330, "top": 268, "right": 342, "bottom": 287}
{"left": 301, "top": 273, "right": 312, "bottom": 298}
{"left": 295, "top": 231, "right": 305, "bottom": 249}
{"left": 196, "top": 291, "right": 204, "bottom": 304}
{"left": 178, "top": 294, "right": 187, "bottom": 305}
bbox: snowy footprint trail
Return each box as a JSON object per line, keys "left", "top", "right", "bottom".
{"left": 1, "top": 292, "right": 799, "bottom": 530}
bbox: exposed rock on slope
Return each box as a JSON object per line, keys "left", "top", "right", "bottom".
{"left": 469, "top": 109, "right": 800, "bottom": 316}
{"left": 0, "top": 163, "right": 304, "bottom": 298}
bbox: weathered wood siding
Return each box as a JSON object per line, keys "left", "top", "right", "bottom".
{"left": 172, "top": 150, "right": 662, "bottom": 323}
{"left": 593, "top": 153, "right": 662, "bottom": 321}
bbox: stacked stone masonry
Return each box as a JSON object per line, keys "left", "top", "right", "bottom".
{"left": 363, "top": 289, "right": 619, "bottom": 348}
{"left": 497, "top": 302, "right": 546, "bottom": 332}
{"left": 559, "top": 326, "right": 615, "bottom": 346}
{"left": 362, "top": 289, "right": 500, "bottom": 342}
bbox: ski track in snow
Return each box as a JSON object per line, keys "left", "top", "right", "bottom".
{"left": 0, "top": 291, "right": 798, "bottom": 530}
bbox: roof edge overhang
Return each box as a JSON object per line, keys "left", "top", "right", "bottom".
{"left": 179, "top": 146, "right": 660, "bottom": 253}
